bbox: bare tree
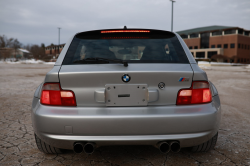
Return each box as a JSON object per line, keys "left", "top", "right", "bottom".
{"left": 0, "top": 35, "right": 23, "bottom": 60}
{"left": 0, "top": 48, "right": 12, "bottom": 60}
{"left": 12, "top": 39, "right": 22, "bottom": 60}
{"left": 0, "top": 35, "right": 14, "bottom": 48}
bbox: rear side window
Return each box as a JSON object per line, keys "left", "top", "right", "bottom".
{"left": 63, "top": 30, "right": 189, "bottom": 65}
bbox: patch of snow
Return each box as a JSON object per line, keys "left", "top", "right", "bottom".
{"left": 44, "top": 62, "right": 55, "bottom": 65}
{"left": 198, "top": 61, "right": 210, "bottom": 64}
{"left": 199, "top": 66, "right": 212, "bottom": 70}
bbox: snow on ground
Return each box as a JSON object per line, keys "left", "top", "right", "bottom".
{"left": 198, "top": 61, "right": 244, "bottom": 66}
{"left": 0, "top": 59, "right": 55, "bottom": 65}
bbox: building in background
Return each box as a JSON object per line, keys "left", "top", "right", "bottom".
{"left": 0, "top": 48, "right": 31, "bottom": 60}
{"left": 45, "top": 44, "right": 65, "bottom": 59}
{"left": 177, "top": 26, "right": 250, "bottom": 63}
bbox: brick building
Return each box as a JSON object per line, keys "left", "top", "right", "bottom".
{"left": 177, "top": 26, "right": 250, "bottom": 63}
{"left": 45, "top": 44, "right": 65, "bottom": 58}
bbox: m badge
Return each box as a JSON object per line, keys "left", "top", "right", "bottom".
{"left": 179, "top": 77, "right": 189, "bottom": 82}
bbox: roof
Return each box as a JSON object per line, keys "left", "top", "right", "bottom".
{"left": 18, "top": 48, "right": 30, "bottom": 53}
{"left": 176, "top": 25, "right": 235, "bottom": 35}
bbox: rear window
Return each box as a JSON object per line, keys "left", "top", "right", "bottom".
{"left": 62, "top": 30, "right": 189, "bottom": 65}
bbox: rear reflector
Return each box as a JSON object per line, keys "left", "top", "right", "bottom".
{"left": 40, "top": 83, "right": 76, "bottom": 106}
{"left": 101, "top": 30, "right": 150, "bottom": 33}
{"left": 176, "top": 81, "right": 212, "bottom": 105}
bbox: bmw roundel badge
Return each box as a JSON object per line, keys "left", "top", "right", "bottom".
{"left": 122, "top": 74, "right": 131, "bottom": 83}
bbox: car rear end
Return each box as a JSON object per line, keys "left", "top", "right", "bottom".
{"left": 31, "top": 29, "right": 221, "bottom": 154}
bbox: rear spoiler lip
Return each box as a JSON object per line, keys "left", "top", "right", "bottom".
{"left": 74, "top": 28, "right": 176, "bottom": 36}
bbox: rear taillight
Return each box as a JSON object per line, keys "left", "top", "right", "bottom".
{"left": 176, "top": 81, "right": 212, "bottom": 105}
{"left": 40, "top": 83, "right": 76, "bottom": 106}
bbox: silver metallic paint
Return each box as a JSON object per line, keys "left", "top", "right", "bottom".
{"left": 31, "top": 95, "right": 220, "bottom": 149}
{"left": 59, "top": 64, "right": 193, "bottom": 106}
{"left": 44, "top": 66, "right": 61, "bottom": 83}
{"left": 190, "top": 64, "right": 208, "bottom": 81}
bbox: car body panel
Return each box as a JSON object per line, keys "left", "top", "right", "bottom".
{"left": 59, "top": 64, "right": 193, "bottom": 106}
{"left": 44, "top": 66, "right": 61, "bottom": 83}
{"left": 190, "top": 64, "right": 208, "bottom": 81}
{"left": 32, "top": 95, "right": 220, "bottom": 149}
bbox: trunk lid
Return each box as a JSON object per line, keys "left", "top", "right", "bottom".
{"left": 59, "top": 63, "right": 193, "bottom": 106}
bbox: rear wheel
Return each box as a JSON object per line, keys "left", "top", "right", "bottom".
{"left": 34, "top": 133, "right": 63, "bottom": 154}
{"left": 191, "top": 132, "right": 218, "bottom": 152}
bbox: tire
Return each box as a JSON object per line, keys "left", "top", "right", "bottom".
{"left": 34, "top": 133, "right": 63, "bottom": 154}
{"left": 191, "top": 132, "right": 218, "bottom": 152}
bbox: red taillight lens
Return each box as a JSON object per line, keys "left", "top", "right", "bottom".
{"left": 101, "top": 30, "right": 150, "bottom": 33}
{"left": 40, "top": 83, "right": 76, "bottom": 106}
{"left": 176, "top": 81, "right": 212, "bottom": 105}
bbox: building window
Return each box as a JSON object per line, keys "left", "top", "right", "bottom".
{"left": 180, "top": 34, "right": 188, "bottom": 39}
{"left": 191, "top": 52, "right": 194, "bottom": 56}
{"left": 248, "top": 45, "right": 250, "bottom": 50}
{"left": 194, "top": 46, "right": 198, "bottom": 49}
{"left": 217, "top": 44, "right": 221, "bottom": 48}
{"left": 190, "top": 33, "right": 199, "bottom": 38}
{"left": 238, "top": 59, "right": 240, "bottom": 63}
{"left": 211, "top": 45, "right": 215, "bottom": 48}
{"left": 244, "top": 59, "right": 246, "bottom": 62}
{"left": 224, "top": 44, "right": 228, "bottom": 48}
{"left": 200, "top": 32, "right": 210, "bottom": 48}
{"left": 244, "top": 31, "right": 249, "bottom": 36}
{"left": 224, "top": 29, "right": 236, "bottom": 35}
{"left": 208, "top": 51, "right": 217, "bottom": 59}
{"left": 230, "top": 43, "right": 235, "bottom": 48}
{"left": 196, "top": 52, "right": 205, "bottom": 58}
{"left": 238, "top": 29, "right": 243, "bottom": 34}
{"left": 245, "top": 45, "right": 247, "bottom": 49}
{"left": 189, "top": 46, "right": 193, "bottom": 49}
{"left": 238, "top": 44, "right": 241, "bottom": 48}
{"left": 212, "top": 31, "right": 222, "bottom": 36}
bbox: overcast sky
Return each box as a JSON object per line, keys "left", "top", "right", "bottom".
{"left": 0, "top": 0, "right": 250, "bottom": 46}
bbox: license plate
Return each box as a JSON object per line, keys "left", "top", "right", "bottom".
{"left": 105, "top": 84, "right": 148, "bottom": 106}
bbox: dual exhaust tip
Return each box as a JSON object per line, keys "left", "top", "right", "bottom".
{"left": 74, "top": 142, "right": 95, "bottom": 154}
{"left": 157, "top": 141, "right": 181, "bottom": 153}
{"left": 74, "top": 141, "right": 180, "bottom": 154}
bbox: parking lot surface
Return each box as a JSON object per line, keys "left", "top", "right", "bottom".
{"left": 0, "top": 63, "right": 250, "bottom": 166}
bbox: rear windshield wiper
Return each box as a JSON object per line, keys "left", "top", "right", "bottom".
{"left": 73, "top": 57, "right": 128, "bottom": 67}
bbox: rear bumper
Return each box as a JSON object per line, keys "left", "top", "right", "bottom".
{"left": 31, "top": 96, "right": 221, "bottom": 149}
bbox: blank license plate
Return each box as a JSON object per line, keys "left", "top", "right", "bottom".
{"left": 105, "top": 84, "right": 148, "bottom": 106}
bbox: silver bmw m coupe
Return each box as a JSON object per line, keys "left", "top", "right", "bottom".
{"left": 31, "top": 28, "right": 221, "bottom": 154}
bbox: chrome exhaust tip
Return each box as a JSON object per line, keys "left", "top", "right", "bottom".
{"left": 170, "top": 141, "right": 181, "bottom": 153}
{"left": 73, "top": 142, "right": 84, "bottom": 154}
{"left": 157, "top": 142, "right": 170, "bottom": 153}
{"left": 83, "top": 143, "right": 95, "bottom": 154}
